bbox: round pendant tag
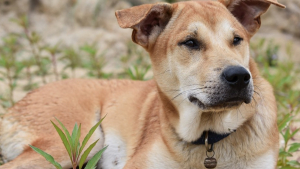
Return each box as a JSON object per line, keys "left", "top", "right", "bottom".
{"left": 204, "top": 157, "right": 217, "bottom": 168}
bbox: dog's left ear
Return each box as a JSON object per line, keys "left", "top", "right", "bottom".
{"left": 218, "top": 0, "right": 285, "bottom": 37}
{"left": 115, "top": 3, "right": 173, "bottom": 49}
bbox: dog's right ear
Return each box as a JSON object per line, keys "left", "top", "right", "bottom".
{"left": 218, "top": 0, "right": 285, "bottom": 37}
{"left": 115, "top": 3, "right": 173, "bottom": 49}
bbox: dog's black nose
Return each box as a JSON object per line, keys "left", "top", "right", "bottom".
{"left": 222, "top": 66, "right": 250, "bottom": 89}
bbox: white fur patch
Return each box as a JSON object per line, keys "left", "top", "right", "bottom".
{"left": 85, "top": 111, "right": 105, "bottom": 162}
{"left": 250, "top": 150, "right": 276, "bottom": 169}
{"left": 147, "top": 141, "right": 179, "bottom": 169}
{"left": 99, "top": 131, "right": 127, "bottom": 169}
{"left": 0, "top": 118, "right": 33, "bottom": 162}
{"left": 176, "top": 100, "right": 202, "bottom": 142}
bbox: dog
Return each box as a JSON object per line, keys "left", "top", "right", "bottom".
{"left": 0, "top": 0, "right": 285, "bottom": 168}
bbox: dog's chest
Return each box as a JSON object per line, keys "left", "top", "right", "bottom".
{"left": 145, "top": 142, "right": 182, "bottom": 169}
{"left": 98, "top": 132, "right": 127, "bottom": 169}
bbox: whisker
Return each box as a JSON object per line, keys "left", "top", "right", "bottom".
{"left": 171, "top": 88, "right": 205, "bottom": 100}
{"left": 237, "top": 107, "right": 244, "bottom": 119}
{"left": 177, "top": 91, "right": 205, "bottom": 106}
{"left": 218, "top": 112, "right": 225, "bottom": 131}
{"left": 153, "top": 69, "right": 171, "bottom": 77}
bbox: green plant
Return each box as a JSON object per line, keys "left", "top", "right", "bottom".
{"left": 119, "top": 41, "right": 152, "bottom": 80}
{"left": 13, "top": 16, "right": 50, "bottom": 84}
{"left": 60, "top": 47, "right": 82, "bottom": 78}
{"left": 45, "top": 42, "right": 61, "bottom": 81}
{"left": 126, "top": 65, "right": 151, "bottom": 80}
{"left": 251, "top": 39, "right": 300, "bottom": 168}
{"left": 277, "top": 114, "right": 300, "bottom": 168}
{"left": 21, "top": 57, "right": 38, "bottom": 91}
{"left": 80, "top": 44, "right": 111, "bottom": 79}
{"left": 0, "top": 34, "right": 25, "bottom": 107}
{"left": 29, "top": 117, "right": 107, "bottom": 169}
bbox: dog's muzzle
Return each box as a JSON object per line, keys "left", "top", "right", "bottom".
{"left": 188, "top": 66, "right": 253, "bottom": 110}
{"left": 222, "top": 66, "right": 251, "bottom": 92}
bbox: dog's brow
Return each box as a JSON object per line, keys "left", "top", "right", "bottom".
{"left": 192, "top": 24, "right": 198, "bottom": 36}
{"left": 193, "top": 30, "right": 198, "bottom": 36}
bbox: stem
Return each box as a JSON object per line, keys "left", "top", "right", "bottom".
{"left": 51, "top": 53, "right": 59, "bottom": 81}
{"left": 73, "top": 163, "right": 76, "bottom": 169}
{"left": 72, "top": 68, "right": 75, "bottom": 78}
{"left": 24, "top": 27, "right": 47, "bottom": 84}
{"left": 5, "top": 66, "right": 14, "bottom": 106}
{"left": 26, "top": 66, "right": 32, "bottom": 89}
{"left": 72, "top": 154, "right": 77, "bottom": 169}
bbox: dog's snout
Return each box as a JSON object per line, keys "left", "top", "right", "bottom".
{"left": 222, "top": 66, "right": 250, "bottom": 89}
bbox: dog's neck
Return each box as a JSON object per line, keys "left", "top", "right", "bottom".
{"left": 191, "top": 130, "right": 235, "bottom": 145}
{"left": 156, "top": 83, "right": 239, "bottom": 145}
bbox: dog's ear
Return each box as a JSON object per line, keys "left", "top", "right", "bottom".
{"left": 115, "top": 3, "right": 173, "bottom": 48}
{"left": 218, "top": 0, "right": 285, "bottom": 37}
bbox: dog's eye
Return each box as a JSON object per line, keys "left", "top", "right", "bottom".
{"left": 182, "top": 39, "right": 199, "bottom": 49}
{"left": 233, "top": 36, "right": 243, "bottom": 46}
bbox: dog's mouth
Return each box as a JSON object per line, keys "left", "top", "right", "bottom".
{"left": 188, "top": 96, "right": 206, "bottom": 109}
{"left": 188, "top": 95, "right": 248, "bottom": 110}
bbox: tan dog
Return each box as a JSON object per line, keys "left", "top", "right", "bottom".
{"left": 0, "top": 0, "right": 285, "bottom": 168}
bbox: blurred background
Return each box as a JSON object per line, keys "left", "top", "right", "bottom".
{"left": 0, "top": 0, "right": 299, "bottom": 168}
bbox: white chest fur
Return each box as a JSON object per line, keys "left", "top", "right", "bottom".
{"left": 98, "top": 131, "right": 127, "bottom": 169}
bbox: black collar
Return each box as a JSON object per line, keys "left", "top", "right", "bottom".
{"left": 192, "top": 130, "right": 235, "bottom": 145}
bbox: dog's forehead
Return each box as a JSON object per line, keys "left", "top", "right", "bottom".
{"left": 173, "top": 1, "right": 246, "bottom": 37}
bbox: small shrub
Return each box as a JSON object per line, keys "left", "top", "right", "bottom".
{"left": 251, "top": 39, "right": 300, "bottom": 168}
{"left": 0, "top": 34, "right": 24, "bottom": 107}
{"left": 80, "top": 44, "right": 112, "bottom": 79}
{"left": 29, "top": 117, "right": 107, "bottom": 169}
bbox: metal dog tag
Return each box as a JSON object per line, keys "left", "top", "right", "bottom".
{"left": 204, "top": 131, "right": 217, "bottom": 169}
{"left": 204, "top": 157, "right": 217, "bottom": 168}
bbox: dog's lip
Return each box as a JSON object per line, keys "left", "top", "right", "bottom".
{"left": 225, "top": 97, "right": 246, "bottom": 104}
{"left": 188, "top": 96, "right": 247, "bottom": 109}
{"left": 188, "top": 95, "right": 206, "bottom": 109}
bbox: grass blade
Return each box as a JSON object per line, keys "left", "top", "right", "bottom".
{"left": 29, "top": 145, "right": 62, "bottom": 169}
{"left": 51, "top": 121, "right": 72, "bottom": 161}
{"left": 71, "top": 123, "right": 79, "bottom": 153}
{"left": 79, "top": 116, "right": 105, "bottom": 155}
{"left": 278, "top": 114, "right": 293, "bottom": 131}
{"left": 84, "top": 146, "right": 108, "bottom": 169}
{"left": 288, "top": 143, "right": 300, "bottom": 153}
{"left": 78, "top": 139, "right": 99, "bottom": 169}
{"left": 74, "top": 124, "right": 81, "bottom": 157}
{"left": 55, "top": 117, "right": 72, "bottom": 144}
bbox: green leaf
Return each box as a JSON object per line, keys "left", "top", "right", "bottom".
{"left": 84, "top": 146, "right": 108, "bottom": 169}
{"left": 287, "top": 160, "right": 300, "bottom": 166}
{"left": 51, "top": 121, "right": 72, "bottom": 161}
{"left": 55, "top": 118, "right": 72, "bottom": 146}
{"left": 71, "top": 123, "right": 79, "bottom": 155}
{"left": 74, "top": 124, "right": 81, "bottom": 157}
{"left": 278, "top": 114, "right": 293, "bottom": 131}
{"left": 79, "top": 116, "right": 105, "bottom": 155}
{"left": 280, "top": 167, "right": 300, "bottom": 169}
{"left": 279, "top": 151, "right": 293, "bottom": 157}
{"left": 288, "top": 143, "right": 300, "bottom": 153}
{"left": 290, "top": 128, "right": 300, "bottom": 139}
{"left": 78, "top": 139, "right": 99, "bottom": 169}
{"left": 29, "top": 145, "right": 62, "bottom": 169}
{"left": 284, "top": 128, "right": 291, "bottom": 144}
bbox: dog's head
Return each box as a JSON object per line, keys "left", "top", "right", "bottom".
{"left": 116, "top": 0, "right": 284, "bottom": 142}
